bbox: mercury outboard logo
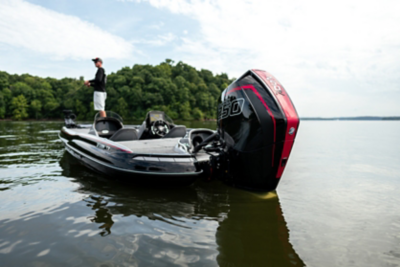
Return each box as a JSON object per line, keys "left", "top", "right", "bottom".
{"left": 266, "top": 76, "right": 284, "bottom": 95}
{"left": 288, "top": 127, "right": 295, "bottom": 135}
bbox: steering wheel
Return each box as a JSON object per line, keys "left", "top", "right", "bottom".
{"left": 150, "top": 120, "right": 169, "bottom": 137}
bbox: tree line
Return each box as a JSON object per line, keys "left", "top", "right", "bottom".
{"left": 0, "top": 59, "right": 234, "bottom": 121}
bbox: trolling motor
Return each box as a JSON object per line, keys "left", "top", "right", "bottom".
{"left": 193, "top": 132, "right": 224, "bottom": 153}
{"left": 63, "top": 110, "right": 77, "bottom": 128}
{"left": 193, "top": 131, "right": 232, "bottom": 182}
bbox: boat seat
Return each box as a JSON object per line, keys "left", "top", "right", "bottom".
{"left": 95, "top": 117, "right": 123, "bottom": 138}
{"left": 162, "top": 126, "right": 187, "bottom": 139}
{"left": 109, "top": 128, "right": 139, "bottom": 142}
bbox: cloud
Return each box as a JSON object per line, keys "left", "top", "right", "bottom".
{"left": 138, "top": 0, "right": 400, "bottom": 75}
{"left": 133, "top": 0, "right": 400, "bottom": 116}
{"left": 133, "top": 33, "right": 176, "bottom": 46}
{"left": 149, "top": 21, "right": 165, "bottom": 30}
{"left": 0, "top": 0, "right": 134, "bottom": 61}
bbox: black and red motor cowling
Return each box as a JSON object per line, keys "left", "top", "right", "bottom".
{"left": 216, "top": 69, "right": 299, "bottom": 191}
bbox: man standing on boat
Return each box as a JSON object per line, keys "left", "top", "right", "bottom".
{"left": 84, "top": 57, "right": 107, "bottom": 117}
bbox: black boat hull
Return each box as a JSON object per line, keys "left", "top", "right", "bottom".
{"left": 59, "top": 128, "right": 202, "bottom": 186}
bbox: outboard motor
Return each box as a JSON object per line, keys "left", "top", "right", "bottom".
{"left": 63, "top": 110, "right": 77, "bottom": 128}
{"left": 215, "top": 69, "right": 299, "bottom": 191}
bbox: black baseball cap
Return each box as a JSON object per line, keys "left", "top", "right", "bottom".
{"left": 92, "top": 57, "right": 103, "bottom": 63}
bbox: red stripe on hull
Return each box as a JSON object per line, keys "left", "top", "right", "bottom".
{"left": 83, "top": 135, "right": 133, "bottom": 154}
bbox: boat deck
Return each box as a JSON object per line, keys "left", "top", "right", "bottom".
{"left": 118, "top": 138, "right": 182, "bottom": 154}
{"left": 67, "top": 126, "right": 210, "bottom": 161}
{"left": 72, "top": 128, "right": 91, "bottom": 134}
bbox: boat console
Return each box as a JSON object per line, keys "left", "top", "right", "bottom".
{"left": 138, "top": 111, "right": 186, "bottom": 140}
{"left": 80, "top": 110, "right": 187, "bottom": 141}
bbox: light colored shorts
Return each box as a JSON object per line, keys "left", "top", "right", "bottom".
{"left": 93, "top": 91, "right": 107, "bottom": 111}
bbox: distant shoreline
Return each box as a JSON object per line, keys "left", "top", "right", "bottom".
{"left": 0, "top": 118, "right": 218, "bottom": 122}
{"left": 301, "top": 116, "right": 400, "bottom": 121}
{"left": 0, "top": 117, "right": 398, "bottom": 122}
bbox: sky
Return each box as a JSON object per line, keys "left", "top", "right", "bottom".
{"left": 0, "top": 0, "right": 399, "bottom": 117}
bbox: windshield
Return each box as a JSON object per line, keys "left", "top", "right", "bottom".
{"left": 163, "top": 113, "right": 174, "bottom": 124}
{"left": 94, "top": 111, "right": 123, "bottom": 122}
{"left": 146, "top": 111, "right": 174, "bottom": 124}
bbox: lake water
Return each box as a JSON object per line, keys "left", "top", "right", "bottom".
{"left": 0, "top": 121, "right": 399, "bottom": 267}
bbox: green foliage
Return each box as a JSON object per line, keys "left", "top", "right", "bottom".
{"left": 30, "top": 99, "right": 42, "bottom": 119}
{"left": 0, "top": 92, "right": 5, "bottom": 119}
{"left": 0, "top": 71, "right": 9, "bottom": 91}
{"left": 115, "top": 97, "right": 128, "bottom": 118}
{"left": 11, "top": 95, "right": 29, "bottom": 120}
{"left": 192, "top": 107, "right": 204, "bottom": 121}
{"left": 75, "top": 99, "right": 87, "bottom": 120}
{"left": 0, "top": 59, "right": 234, "bottom": 120}
{"left": 87, "top": 102, "right": 97, "bottom": 120}
{"left": 1, "top": 88, "right": 12, "bottom": 117}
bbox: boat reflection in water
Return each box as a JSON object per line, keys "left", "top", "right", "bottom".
{"left": 61, "top": 152, "right": 304, "bottom": 266}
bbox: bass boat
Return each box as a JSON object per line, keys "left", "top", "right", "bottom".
{"left": 59, "top": 69, "right": 299, "bottom": 191}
